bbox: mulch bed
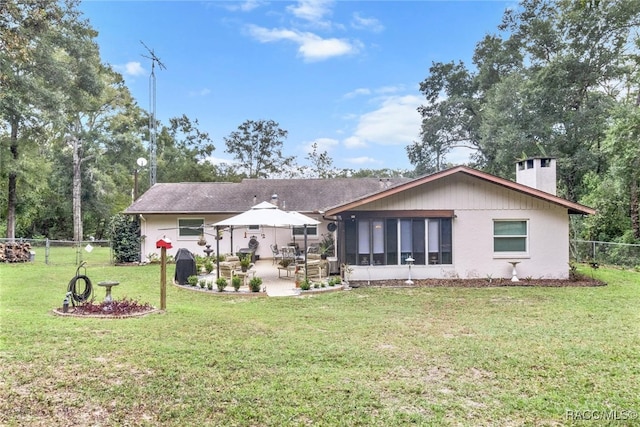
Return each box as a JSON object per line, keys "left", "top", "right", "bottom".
{"left": 349, "top": 276, "right": 606, "bottom": 288}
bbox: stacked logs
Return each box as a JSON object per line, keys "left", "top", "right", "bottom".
{"left": 0, "top": 241, "right": 32, "bottom": 262}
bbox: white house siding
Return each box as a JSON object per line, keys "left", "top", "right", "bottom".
{"left": 140, "top": 214, "right": 327, "bottom": 262}
{"left": 348, "top": 174, "right": 571, "bottom": 280}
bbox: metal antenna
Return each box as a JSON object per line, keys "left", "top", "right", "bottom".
{"left": 141, "top": 41, "right": 166, "bottom": 187}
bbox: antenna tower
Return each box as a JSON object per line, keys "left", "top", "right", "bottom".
{"left": 141, "top": 41, "right": 166, "bottom": 187}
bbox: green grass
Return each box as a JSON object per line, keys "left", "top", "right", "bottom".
{"left": 1, "top": 263, "right": 639, "bottom": 426}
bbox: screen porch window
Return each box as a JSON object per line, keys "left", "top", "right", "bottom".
{"left": 178, "top": 218, "right": 204, "bottom": 237}
{"left": 344, "top": 217, "right": 451, "bottom": 266}
{"left": 494, "top": 220, "right": 528, "bottom": 253}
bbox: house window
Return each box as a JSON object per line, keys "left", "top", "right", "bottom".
{"left": 344, "top": 217, "right": 451, "bottom": 266}
{"left": 178, "top": 218, "right": 204, "bottom": 237}
{"left": 494, "top": 220, "right": 528, "bottom": 253}
{"left": 292, "top": 225, "right": 317, "bottom": 238}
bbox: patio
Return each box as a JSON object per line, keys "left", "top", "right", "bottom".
{"left": 189, "top": 259, "right": 342, "bottom": 297}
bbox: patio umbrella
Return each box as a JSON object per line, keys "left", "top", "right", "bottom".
{"left": 212, "top": 201, "right": 319, "bottom": 228}
{"left": 210, "top": 202, "right": 320, "bottom": 279}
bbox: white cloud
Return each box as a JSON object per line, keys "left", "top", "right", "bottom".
{"left": 343, "top": 136, "right": 366, "bottom": 148}
{"left": 345, "top": 156, "right": 380, "bottom": 165}
{"left": 304, "top": 137, "right": 339, "bottom": 153}
{"left": 222, "top": 0, "right": 265, "bottom": 12}
{"left": 287, "top": 0, "right": 334, "bottom": 22}
{"left": 246, "top": 25, "right": 359, "bottom": 61}
{"left": 114, "top": 61, "right": 146, "bottom": 77}
{"left": 343, "top": 88, "right": 371, "bottom": 99}
{"left": 343, "top": 94, "right": 422, "bottom": 148}
{"left": 351, "top": 12, "right": 384, "bottom": 33}
{"left": 189, "top": 88, "right": 211, "bottom": 97}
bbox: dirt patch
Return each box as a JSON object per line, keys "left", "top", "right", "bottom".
{"left": 349, "top": 276, "right": 606, "bottom": 288}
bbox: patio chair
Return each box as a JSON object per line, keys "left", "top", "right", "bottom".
{"left": 270, "top": 244, "right": 283, "bottom": 265}
{"left": 218, "top": 262, "right": 236, "bottom": 280}
{"left": 296, "top": 259, "right": 324, "bottom": 281}
{"left": 281, "top": 246, "right": 296, "bottom": 263}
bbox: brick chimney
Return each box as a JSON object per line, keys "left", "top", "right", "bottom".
{"left": 515, "top": 157, "right": 556, "bottom": 195}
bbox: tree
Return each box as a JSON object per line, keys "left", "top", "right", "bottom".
{"left": 224, "top": 119, "right": 294, "bottom": 178}
{"left": 299, "top": 142, "right": 337, "bottom": 178}
{"left": 409, "top": 61, "right": 482, "bottom": 172}
{"left": 156, "top": 115, "right": 218, "bottom": 183}
{"left": 0, "top": 0, "right": 67, "bottom": 239}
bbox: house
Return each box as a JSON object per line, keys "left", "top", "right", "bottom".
{"left": 124, "top": 158, "right": 595, "bottom": 280}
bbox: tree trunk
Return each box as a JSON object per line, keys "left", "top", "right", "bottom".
{"left": 72, "top": 135, "right": 83, "bottom": 242}
{"left": 631, "top": 176, "right": 640, "bottom": 240}
{"left": 6, "top": 118, "right": 19, "bottom": 240}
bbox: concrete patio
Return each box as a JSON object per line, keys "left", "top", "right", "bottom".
{"left": 191, "top": 259, "right": 342, "bottom": 297}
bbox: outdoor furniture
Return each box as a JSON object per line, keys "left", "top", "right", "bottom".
{"left": 235, "top": 268, "right": 256, "bottom": 287}
{"left": 295, "top": 260, "right": 325, "bottom": 281}
{"left": 218, "top": 261, "right": 238, "bottom": 280}
{"left": 270, "top": 244, "right": 283, "bottom": 265}
{"left": 277, "top": 262, "right": 296, "bottom": 278}
{"left": 281, "top": 246, "right": 296, "bottom": 262}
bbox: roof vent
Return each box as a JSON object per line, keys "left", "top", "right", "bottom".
{"left": 271, "top": 193, "right": 278, "bottom": 206}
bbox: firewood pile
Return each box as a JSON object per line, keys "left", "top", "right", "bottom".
{"left": 0, "top": 241, "right": 33, "bottom": 262}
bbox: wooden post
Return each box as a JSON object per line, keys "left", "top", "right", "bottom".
{"left": 160, "top": 246, "right": 167, "bottom": 310}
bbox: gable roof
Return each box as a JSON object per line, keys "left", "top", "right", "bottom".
{"left": 324, "top": 166, "right": 596, "bottom": 216}
{"left": 124, "top": 177, "right": 412, "bottom": 215}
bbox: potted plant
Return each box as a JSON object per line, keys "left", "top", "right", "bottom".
{"left": 249, "top": 276, "right": 262, "bottom": 292}
{"left": 239, "top": 254, "right": 251, "bottom": 272}
{"left": 216, "top": 277, "right": 228, "bottom": 292}
{"left": 318, "top": 233, "right": 334, "bottom": 259}
{"left": 231, "top": 276, "right": 242, "bottom": 291}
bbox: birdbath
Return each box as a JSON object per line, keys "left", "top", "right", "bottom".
{"left": 405, "top": 256, "right": 415, "bottom": 285}
{"left": 508, "top": 261, "right": 520, "bottom": 282}
{"left": 98, "top": 281, "right": 119, "bottom": 302}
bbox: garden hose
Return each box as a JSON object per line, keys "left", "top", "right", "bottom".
{"left": 67, "top": 274, "right": 93, "bottom": 306}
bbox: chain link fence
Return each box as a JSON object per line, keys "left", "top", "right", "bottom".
{"left": 2, "top": 237, "right": 637, "bottom": 269}
{"left": 0, "top": 238, "right": 113, "bottom": 266}
{"left": 571, "top": 239, "right": 640, "bottom": 269}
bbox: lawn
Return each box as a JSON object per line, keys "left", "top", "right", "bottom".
{"left": 1, "top": 262, "right": 639, "bottom": 426}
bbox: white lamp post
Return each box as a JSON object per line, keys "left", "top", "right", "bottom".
{"left": 405, "top": 256, "right": 415, "bottom": 285}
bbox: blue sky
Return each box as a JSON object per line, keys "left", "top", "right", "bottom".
{"left": 79, "top": 0, "right": 511, "bottom": 172}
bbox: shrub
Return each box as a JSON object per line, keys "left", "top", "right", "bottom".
{"left": 204, "top": 259, "right": 214, "bottom": 273}
{"left": 249, "top": 276, "right": 263, "bottom": 292}
{"left": 108, "top": 214, "right": 140, "bottom": 263}
{"left": 199, "top": 279, "right": 207, "bottom": 288}
{"left": 187, "top": 275, "right": 198, "bottom": 286}
{"left": 232, "top": 276, "right": 242, "bottom": 291}
{"left": 299, "top": 278, "right": 311, "bottom": 290}
{"left": 216, "top": 277, "right": 228, "bottom": 292}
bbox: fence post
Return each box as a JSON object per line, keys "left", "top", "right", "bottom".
{"left": 45, "top": 238, "right": 50, "bottom": 265}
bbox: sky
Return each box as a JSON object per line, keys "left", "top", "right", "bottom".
{"left": 79, "top": 0, "right": 512, "bottom": 172}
